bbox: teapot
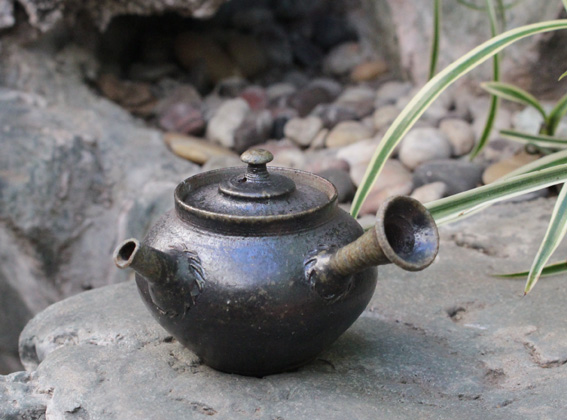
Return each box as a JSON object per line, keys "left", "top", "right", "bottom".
{"left": 113, "top": 149, "right": 439, "bottom": 376}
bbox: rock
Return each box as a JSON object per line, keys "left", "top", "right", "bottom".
{"left": 323, "top": 42, "right": 365, "bottom": 76}
{"left": 97, "top": 73, "right": 156, "bottom": 116}
{"left": 413, "top": 160, "right": 484, "bottom": 195}
{"left": 128, "top": 62, "right": 179, "bottom": 82}
{"left": 303, "top": 151, "right": 349, "bottom": 174}
{"left": 317, "top": 168, "right": 356, "bottom": 203}
{"left": 313, "top": 104, "right": 359, "bottom": 128}
{"left": 375, "top": 80, "right": 413, "bottom": 108}
{"left": 266, "top": 83, "right": 297, "bottom": 102}
{"left": 439, "top": 118, "right": 476, "bottom": 156}
{"left": 270, "top": 107, "right": 298, "bottom": 140}
{"left": 163, "top": 133, "right": 236, "bottom": 164}
{"left": 251, "top": 139, "right": 305, "bottom": 169}
{"left": 154, "top": 82, "right": 201, "bottom": 112}
{"left": 308, "top": 128, "right": 329, "bottom": 150}
{"left": 0, "top": 0, "right": 14, "bottom": 29}
{"left": 358, "top": 180, "right": 413, "bottom": 216}
{"left": 336, "top": 138, "right": 379, "bottom": 169}
{"left": 312, "top": 15, "right": 358, "bottom": 50}
{"left": 157, "top": 102, "right": 205, "bottom": 135}
{"left": 227, "top": 33, "right": 268, "bottom": 78}
{"left": 512, "top": 105, "right": 547, "bottom": 134}
{"left": 350, "top": 60, "right": 388, "bottom": 82}
{"left": 201, "top": 154, "right": 244, "bottom": 172}
{"left": 233, "top": 110, "right": 273, "bottom": 153}
{"left": 288, "top": 85, "right": 335, "bottom": 117}
{"left": 284, "top": 116, "right": 324, "bottom": 147}
{"left": 309, "top": 78, "right": 343, "bottom": 99}
{"left": 174, "top": 32, "right": 240, "bottom": 85}
{"left": 399, "top": 127, "right": 452, "bottom": 170}
{"left": 373, "top": 105, "right": 400, "bottom": 132}
{"left": 478, "top": 138, "right": 523, "bottom": 164}
{"left": 206, "top": 98, "right": 250, "bottom": 149}
{"left": 351, "top": 158, "right": 412, "bottom": 190}
{"left": 336, "top": 86, "right": 376, "bottom": 104}
{"left": 239, "top": 85, "right": 268, "bottom": 111}
{"left": 326, "top": 121, "right": 374, "bottom": 148}
{"left": 469, "top": 96, "right": 513, "bottom": 142}
{"left": 410, "top": 182, "right": 447, "bottom": 203}
{"left": 482, "top": 151, "right": 541, "bottom": 184}
{"left": 216, "top": 77, "right": 248, "bottom": 98}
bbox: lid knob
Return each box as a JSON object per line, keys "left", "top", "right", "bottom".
{"left": 219, "top": 149, "right": 296, "bottom": 199}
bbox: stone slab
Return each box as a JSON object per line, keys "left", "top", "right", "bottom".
{"left": 3, "top": 197, "right": 567, "bottom": 419}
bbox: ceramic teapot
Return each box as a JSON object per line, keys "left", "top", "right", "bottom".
{"left": 113, "top": 149, "right": 439, "bottom": 376}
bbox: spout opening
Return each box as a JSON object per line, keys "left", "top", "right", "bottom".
{"left": 376, "top": 196, "right": 439, "bottom": 272}
{"left": 114, "top": 239, "right": 140, "bottom": 269}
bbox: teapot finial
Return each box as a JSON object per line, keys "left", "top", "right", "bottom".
{"left": 241, "top": 149, "right": 273, "bottom": 166}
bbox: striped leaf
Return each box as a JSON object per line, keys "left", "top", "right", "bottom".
{"left": 350, "top": 19, "right": 567, "bottom": 218}
{"left": 500, "top": 129, "right": 567, "bottom": 149}
{"left": 547, "top": 93, "right": 567, "bottom": 136}
{"left": 481, "top": 81, "right": 547, "bottom": 122}
{"left": 429, "top": 0, "right": 442, "bottom": 80}
{"left": 559, "top": 70, "right": 567, "bottom": 81}
{"left": 523, "top": 184, "right": 567, "bottom": 294}
{"left": 425, "top": 163, "right": 567, "bottom": 225}
{"left": 563, "top": 0, "right": 567, "bottom": 13}
{"left": 493, "top": 260, "right": 567, "bottom": 279}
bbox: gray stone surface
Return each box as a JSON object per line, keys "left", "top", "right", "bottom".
{"left": 3, "top": 198, "right": 567, "bottom": 419}
{"left": 0, "top": 45, "right": 199, "bottom": 372}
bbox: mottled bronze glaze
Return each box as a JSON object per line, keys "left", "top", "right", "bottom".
{"left": 113, "top": 149, "right": 439, "bottom": 376}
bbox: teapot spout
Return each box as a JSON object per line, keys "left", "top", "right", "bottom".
{"left": 113, "top": 239, "right": 177, "bottom": 284}
{"left": 306, "top": 196, "right": 439, "bottom": 300}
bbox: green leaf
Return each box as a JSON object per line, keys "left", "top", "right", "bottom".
{"left": 523, "top": 184, "right": 567, "bottom": 294}
{"left": 350, "top": 19, "right": 567, "bottom": 218}
{"left": 563, "top": 0, "right": 567, "bottom": 13}
{"left": 500, "top": 129, "right": 567, "bottom": 148}
{"left": 560, "top": 70, "right": 567, "bottom": 81}
{"left": 456, "top": 0, "right": 523, "bottom": 11}
{"left": 481, "top": 81, "right": 547, "bottom": 121}
{"left": 502, "top": 149, "right": 567, "bottom": 178}
{"left": 429, "top": 0, "right": 442, "bottom": 80}
{"left": 469, "top": 0, "right": 501, "bottom": 160}
{"left": 492, "top": 260, "right": 567, "bottom": 278}
{"left": 547, "top": 93, "right": 567, "bottom": 136}
{"left": 425, "top": 163, "right": 567, "bottom": 225}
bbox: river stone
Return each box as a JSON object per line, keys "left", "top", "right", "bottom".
{"left": 413, "top": 159, "right": 484, "bottom": 196}
{"left": 322, "top": 42, "right": 364, "bottom": 76}
{"left": 375, "top": 80, "right": 413, "bottom": 108}
{"left": 158, "top": 102, "right": 205, "bottom": 135}
{"left": 233, "top": 110, "right": 273, "bottom": 153}
{"left": 205, "top": 98, "right": 250, "bottom": 149}
{"left": 284, "top": 116, "right": 324, "bottom": 147}
{"left": 410, "top": 181, "right": 447, "bottom": 203}
{"left": 163, "top": 133, "right": 236, "bottom": 164}
{"left": 482, "top": 151, "right": 541, "bottom": 184}
{"left": 317, "top": 168, "right": 356, "bottom": 203}
{"left": 336, "top": 138, "right": 379, "bottom": 169}
{"left": 373, "top": 104, "right": 400, "bottom": 132}
{"left": 399, "top": 127, "right": 452, "bottom": 170}
{"left": 350, "top": 59, "right": 388, "bottom": 82}
{"left": 326, "top": 121, "right": 374, "bottom": 148}
{"left": 439, "top": 118, "right": 476, "bottom": 156}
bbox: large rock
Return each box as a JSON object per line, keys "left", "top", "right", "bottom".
{"left": 3, "top": 0, "right": 228, "bottom": 31}
{"left": 3, "top": 198, "right": 567, "bottom": 418}
{"left": 0, "top": 45, "right": 199, "bottom": 373}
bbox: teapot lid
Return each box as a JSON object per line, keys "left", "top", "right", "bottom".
{"left": 174, "top": 149, "right": 338, "bottom": 234}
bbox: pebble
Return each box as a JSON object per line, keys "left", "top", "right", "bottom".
{"left": 163, "top": 133, "right": 236, "bottom": 164}
{"left": 254, "top": 139, "right": 306, "bottom": 168}
{"left": 350, "top": 60, "right": 388, "bottom": 82}
{"left": 399, "top": 127, "right": 452, "bottom": 169}
{"left": 413, "top": 159, "right": 484, "bottom": 195}
{"left": 373, "top": 105, "right": 400, "bottom": 132}
{"left": 266, "top": 83, "right": 297, "bottom": 102}
{"left": 233, "top": 110, "right": 273, "bottom": 153}
{"left": 216, "top": 77, "right": 248, "bottom": 98}
{"left": 512, "top": 105, "right": 546, "bottom": 135}
{"left": 303, "top": 151, "right": 349, "bottom": 173}
{"left": 284, "top": 116, "right": 324, "bottom": 147}
{"left": 309, "top": 78, "right": 343, "bottom": 99}
{"left": 157, "top": 102, "right": 205, "bottom": 135}
{"left": 288, "top": 85, "right": 335, "bottom": 117}
{"left": 128, "top": 62, "right": 179, "bottom": 82}
{"left": 201, "top": 155, "right": 244, "bottom": 172}
{"left": 358, "top": 180, "right": 414, "bottom": 216}
{"left": 227, "top": 33, "right": 268, "bottom": 78}
{"left": 308, "top": 128, "right": 329, "bottom": 150}
{"left": 336, "top": 138, "right": 378, "bottom": 168}
{"left": 326, "top": 120, "right": 374, "bottom": 148}
{"left": 239, "top": 86, "right": 268, "bottom": 111}
{"left": 206, "top": 98, "right": 250, "bottom": 148}
{"left": 174, "top": 32, "right": 240, "bottom": 84}
{"left": 375, "top": 81, "right": 413, "bottom": 108}
{"left": 469, "top": 96, "right": 513, "bottom": 141}
{"left": 350, "top": 158, "right": 412, "bottom": 190}
{"left": 439, "top": 118, "right": 476, "bottom": 156}
{"left": 479, "top": 138, "right": 523, "bottom": 163}
{"left": 313, "top": 104, "right": 359, "bottom": 128}
{"left": 323, "top": 42, "right": 364, "bottom": 76}
{"left": 97, "top": 73, "right": 156, "bottom": 116}
{"left": 410, "top": 182, "right": 447, "bottom": 203}
{"left": 482, "top": 150, "right": 541, "bottom": 184}
{"left": 317, "top": 168, "right": 356, "bottom": 203}
{"left": 336, "top": 86, "right": 376, "bottom": 104}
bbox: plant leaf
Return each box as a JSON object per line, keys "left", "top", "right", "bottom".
{"left": 350, "top": 19, "right": 567, "bottom": 218}
{"left": 523, "top": 183, "right": 567, "bottom": 294}
{"left": 481, "top": 81, "right": 547, "bottom": 121}
{"left": 429, "top": 0, "right": 442, "bottom": 80}
{"left": 455, "top": 0, "right": 524, "bottom": 11}
{"left": 469, "top": 0, "right": 501, "bottom": 160}
{"left": 492, "top": 260, "right": 567, "bottom": 278}
{"left": 563, "top": 0, "right": 567, "bottom": 13}
{"left": 500, "top": 129, "right": 567, "bottom": 148}
{"left": 425, "top": 163, "right": 567, "bottom": 225}
{"left": 546, "top": 92, "right": 567, "bottom": 136}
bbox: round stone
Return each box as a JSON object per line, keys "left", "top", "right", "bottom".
{"left": 326, "top": 121, "right": 374, "bottom": 148}
{"left": 410, "top": 182, "right": 448, "bottom": 203}
{"left": 399, "top": 127, "right": 452, "bottom": 170}
{"left": 163, "top": 133, "right": 237, "bottom": 165}
{"left": 284, "top": 116, "right": 324, "bottom": 147}
{"left": 205, "top": 98, "right": 250, "bottom": 148}
{"left": 439, "top": 118, "right": 476, "bottom": 156}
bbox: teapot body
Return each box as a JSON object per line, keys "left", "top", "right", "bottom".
{"left": 135, "top": 205, "right": 376, "bottom": 376}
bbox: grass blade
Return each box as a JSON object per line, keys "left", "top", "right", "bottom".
{"left": 469, "top": 0, "right": 501, "bottom": 160}
{"left": 500, "top": 129, "right": 567, "bottom": 148}
{"left": 429, "top": 0, "right": 442, "bottom": 80}
{"left": 350, "top": 19, "right": 567, "bottom": 218}
{"left": 547, "top": 93, "right": 567, "bottom": 135}
{"left": 523, "top": 184, "right": 567, "bottom": 294}
{"left": 425, "top": 163, "right": 567, "bottom": 225}
{"left": 493, "top": 260, "right": 567, "bottom": 278}
{"left": 559, "top": 70, "right": 567, "bottom": 81}
{"left": 563, "top": 0, "right": 567, "bottom": 12}
{"left": 481, "top": 81, "right": 547, "bottom": 121}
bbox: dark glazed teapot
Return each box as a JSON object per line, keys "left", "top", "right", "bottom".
{"left": 114, "top": 149, "right": 439, "bottom": 376}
